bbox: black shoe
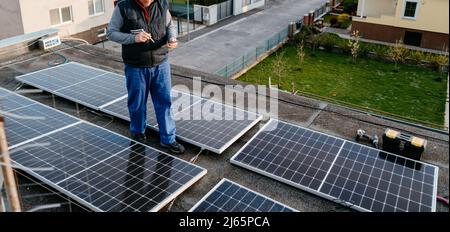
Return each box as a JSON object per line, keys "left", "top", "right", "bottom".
{"left": 131, "top": 133, "right": 147, "bottom": 144}
{"left": 160, "top": 141, "right": 185, "bottom": 154}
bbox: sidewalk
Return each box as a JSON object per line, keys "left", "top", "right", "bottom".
{"left": 169, "top": 0, "right": 329, "bottom": 74}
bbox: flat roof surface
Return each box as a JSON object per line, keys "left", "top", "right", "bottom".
{"left": 1, "top": 41, "right": 448, "bottom": 212}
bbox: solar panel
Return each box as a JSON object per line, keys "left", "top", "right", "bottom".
{"left": 4, "top": 103, "right": 79, "bottom": 148}
{"left": 230, "top": 119, "right": 439, "bottom": 212}
{"left": 232, "top": 119, "right": 344, "bottom": 191}
{"left": 11, "top": 122, "right": 207, "bottom": 212}
{"left": 318, "top": 142, "right": 437, "bottom": 212}
{"left": 190, "top": 179, "right": 297, "bottom": 212}
{"left": 16, "top": 62, "right": 106, "bottom": 92}
{"left": 0, "top": 87, "right": 11, "bottom": 97}
{"left": 10, "top": 122, "right": 131, "bottom": 183}
{"left": 15, "top": 62, "right": 263, "bottom": 154}
{"left": 0, "top": 90, "right": 36, "bottom": 113}
{"left": 172, "top": 99, "right": 263, "bottom": 154}
{"left": 54, "top": 73, "right": 127, "bottom": 109}
{"left": 2, "top": 87, "right": 207, "bottom": 212}
{"left": 101, "top": 89, "right": 201, "bottom": 128}
{"left": 57, "top": 135, "right": 206, "bottom": 212}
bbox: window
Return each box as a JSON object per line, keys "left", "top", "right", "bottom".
{"left": 49, "top": 9, "right": 60, "bottom": 25}
{"left": 97, "top": 28, "right": 107, "bottom": 37}
{"left": 61, "top": 7, "right": 72, "bottom": 22}
{"left": 49, "top": 6, "right": 73, "bottom": 26}
{"left": 404, "top": 31, "right": 422, "bottom": 47}
{"left": 89, "top": 0, "right": 105, "bottom": 16}
{"left": 402, "top": 0, "right": 419, "bottom": 19}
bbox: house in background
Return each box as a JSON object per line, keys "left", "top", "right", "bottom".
{"left": 0, "top": 0, "right": 114, "bottom": 44}
{"left": 352, "top": 0, "right": 449, "bottom": 51}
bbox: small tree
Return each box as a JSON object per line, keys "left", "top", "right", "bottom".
{"left": 389, "top": 40, "right": 408, "bottom": 70}
{"left": 348, "top": 30, "right": 360, "bottom": 63}
{"left": 272, "top": 51, "right": 286, "bottom": 89}
{"left": 296, "top": 39, "right": 306, "bottom": 69}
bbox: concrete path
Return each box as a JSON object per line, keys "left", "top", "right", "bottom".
{"left": 169, "top": 0, "right": 329, "bottom": 74}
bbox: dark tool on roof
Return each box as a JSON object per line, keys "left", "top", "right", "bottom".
{"left": 355, "top": 129, "right": 379, "bottom": 149}
{"left": 382, "top": 129, "right": 427, "bottom": 160}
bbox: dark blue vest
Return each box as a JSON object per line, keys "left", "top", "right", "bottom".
{"left": 118, "top": 0, "right": 169, "bottom": 67}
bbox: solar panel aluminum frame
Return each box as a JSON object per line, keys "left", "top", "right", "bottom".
{"left": 189, "top": 178, "right": 298, "bottom": 212}
{"left": 230, "top": 119, "right": 439, "bottom": 212}
{"left": 3, "top": 88, "right": 207, "bottom": 212}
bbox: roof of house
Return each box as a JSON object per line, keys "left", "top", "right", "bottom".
{"left": 0, "top": 41, "right": 448, "bottom": 212}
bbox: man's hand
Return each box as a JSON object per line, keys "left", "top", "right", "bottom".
{"left": 135, "top": 31, "right": 152, "bottom": 43}
{"left": 167, "top": 38, "right": 178, "bottom": 49}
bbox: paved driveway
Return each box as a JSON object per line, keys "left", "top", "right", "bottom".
{"left": 169, "top": 0, "right": 329, "bottom": 74}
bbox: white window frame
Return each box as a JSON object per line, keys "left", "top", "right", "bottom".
{"left": 50, "top": 6, "right": 73, "bottom": 26}
{"left": 401, "top": 0, "right": 420, "bottom": 20}
{"left": 88, "top": 0, "right": 106, "bottom": 17}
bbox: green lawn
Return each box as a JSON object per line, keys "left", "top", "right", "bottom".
{"left": 238, "top": 45, "right": 448, "bottom": 127}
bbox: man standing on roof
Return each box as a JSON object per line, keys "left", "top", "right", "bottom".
{"left": 107, "top": 0, "right": 185, "bottom": 154}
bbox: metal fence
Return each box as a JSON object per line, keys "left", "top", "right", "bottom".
{"left": 215, "top": 26, "right": 290, "bottom": 78}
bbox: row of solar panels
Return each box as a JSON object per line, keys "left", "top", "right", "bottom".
{"left": 1, "top": 87, "right": 292, "bottom": 212}
{"left": 0, "top": 87, "right": 207, "bottom": 212}
{"left": 16, "top": 62, "right": 262, "bottom": 154}
{"left": 11, "top": 63, "right": 439, "bottom": 212}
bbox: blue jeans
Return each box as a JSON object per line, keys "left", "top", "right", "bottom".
{"left": 124, "top": 60, "right": 176, "bottom": 145}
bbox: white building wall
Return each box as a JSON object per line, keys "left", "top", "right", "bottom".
{"left": 357, "top": 0, "right": 396, "bottom": 18}
{"left": 19, "top": 0, "right": 114, "bottom": 37}
{"left": 0, "top": 0, "right": 25, "bottom": 39}
{"left": 239, "top": 0, "right": 265, "bottom": 15}
{"left": 234, "top": 0, "right": 243, "bottom": 15}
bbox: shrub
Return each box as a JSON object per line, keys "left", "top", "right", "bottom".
{"left": 329, "top": 16, "right": 338, "bottom": 26}
{"left": 422, "top": 52, "right": 436, "bottom": 64}
{"left": 372, "top": 45, "right": 389, "bottom": 57}
{"left": 338, "top": 13, "right": 350, "bottom": 23}
{"left": 409, "top": 50, "right": 426, "bottom": 64}
{"left": 431, "top": 54, "right": 449, "bottom": 72}
{"left": 358, "top": 43, "right": 371, "bottom": 56}
{"left": 294, "top": 26, "right": 314, "bottom": 44}
{"left": 318, "top": 33, "right": 342, "bottom": 49}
